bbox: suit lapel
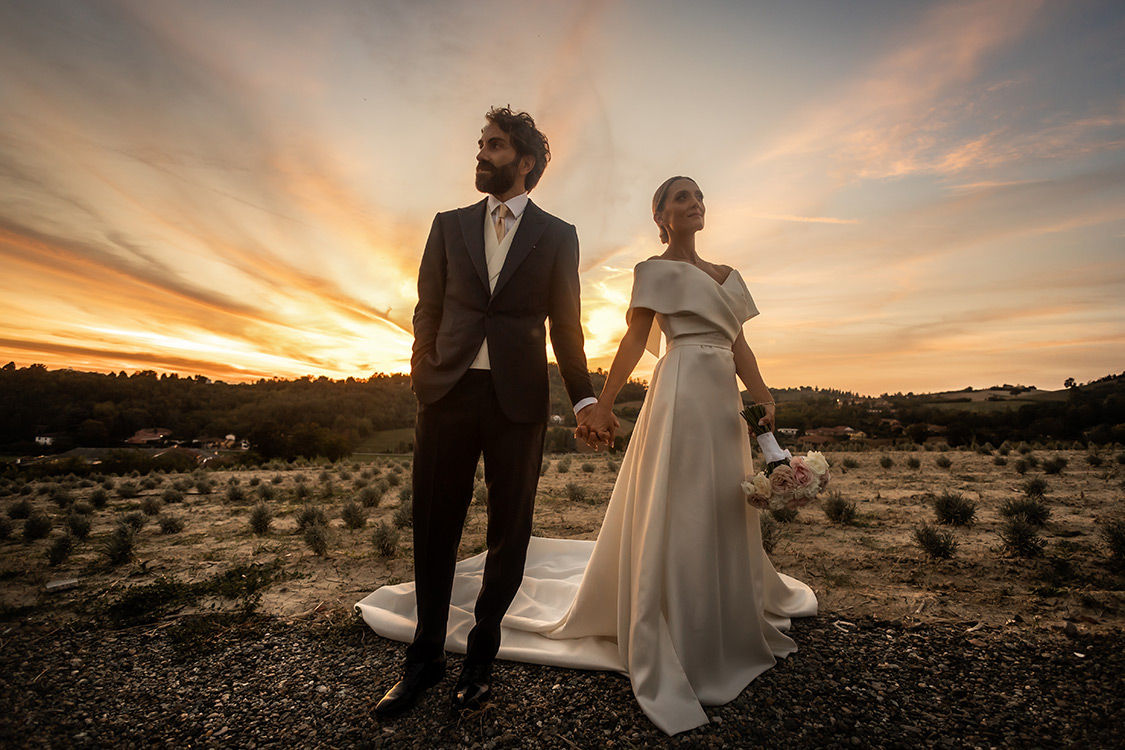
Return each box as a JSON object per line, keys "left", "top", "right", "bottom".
{"left": 458, "top": 199, "right": 489, "bottom": 291}
{"left": 493, "top": 199, "right": 548, "bottom": 296}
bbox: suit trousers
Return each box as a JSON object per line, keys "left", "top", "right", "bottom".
{"left": 406, "top": 369, "right": 547, "bottom": 666}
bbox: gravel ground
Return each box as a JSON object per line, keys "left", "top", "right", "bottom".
{"left": 2, "top": 613, "right": 1122, "bottom": 749}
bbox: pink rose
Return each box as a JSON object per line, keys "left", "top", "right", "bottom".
{"left": 769, "top": 464, "right": 797, "bottom": 495}
{"left": 790, "top": 456, "right": 816, "bottom": 488}
{"left": 746, "top": 494, "right": 769, "bottom": 511}
{"left": 786, "top": 494, "right": 808, "bottom": 510}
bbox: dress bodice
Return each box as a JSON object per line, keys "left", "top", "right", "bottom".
{"left": 627, "top": 259, "right": 759, "bottom": 356}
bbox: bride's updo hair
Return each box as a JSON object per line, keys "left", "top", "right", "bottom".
{"left": 652, "top": 175, "right": 693, "bottom": 244}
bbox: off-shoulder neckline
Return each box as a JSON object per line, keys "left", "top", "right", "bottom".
{"left": 640, "top": 257, "right": 737, "bottom": 287}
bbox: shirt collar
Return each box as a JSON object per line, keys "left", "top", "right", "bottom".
{"left": 487, "top": 192, "right": 529, "bottom": 218}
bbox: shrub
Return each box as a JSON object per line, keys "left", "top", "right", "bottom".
{"left": 1116, "top": 452, "right": 1125, "bottom": 466}
{"left": 140, "top": 496, "right": 163, "bottom": 516}
{"left": 117, "top": 481, "right": 140, "bottom": 499}
{"left": 295, "top": 505, "right": 328, "bottom": 531}
{"left": 249, "top": 503, "right": 273, "bottom": 535}
{"left": 564, "top": 482, "right": 588, "bottom": 504}
{"left": 842, "top": 458, "right": 860, "bottom": 470}
{"left": 770, "top": 506, "right": 799, "bottom": 523}
{"left": 320, "top": 482, "right": 336, "bottom": 501}
{"left": 932, "top": 491, "right": 976, "bottom": 526}
{"left": 89, "top": 488, "right": 109, "bottom": 509}
{"left": 341, "top": 501, "right": 368, "bottom": 530}
{"left": 473, "top": 484, "right": 488, "bottom": 504}
{"left": 556, "top": 456, "right": 573, "bottom": 474}
{"left": 49, "top": 485, "right": 74, "bottom": 508}
{"left": 606, "top": 459, "right": 619, "bottom": 473}
{"left": 71, "top": 500, "right": 93, "bottom": 516}
{"left": 1014, "top": 459, "right": 1030, "bottom": 475}
{"left": 0, "top": 515, "right": 12, "bottom": 541}
{"left": 103, "top": 523, "right": 136, "bottom": 566}
{"left": 158, "top": 514, "right": 185, "bottom": 534}
{"left": 998, "top": 517, "right": 1045, "bottom": 557}
{"left": 372, "top": 521, "right": 400, "bottom": 557}
{"left": 359, "top": 483, "right": 385, "bottom": 508}
{"left": 393, "top": 495, "right": 413, "bottom": 529}
{"left": 385, "top": 472, "right": 402, "bottom": 487}
{"left": 581, "top": 462, "right": 597, "bottom": 473}
{"left": 161, "top": 489, "right": 184, "bottom": 504}
{"left": 993, "top": 456, "right": 1008, "bottom": 467}
{"left": 914, "top": 523, "right": 957, "bottom": 559}
{"left": 935, "top": 456, "right": 953, "bottom": 469}
{"left": 1000, "top": 497, "right": 1051, "bottom": 527}
{"left": 540, "top": 460, "right": 550, "bottom": 476}
{"left": 47, "top": 534, "right": 74, "bottom": 566}
{"left": 119, "top": 511, "right": 147, "bottom": 532}
{"left": 760, "top": 514, "right": 780, "bottom": 555}
{"left": 1024, "top": 454, "right": 1039, "bottom": 468}
{"left": 304, "top": 523, "right": 330, "bottom": 557}
{"left": 879, "top": 456, "right": 893, "bottom": 470}
{"left": 66, "top": 513, "right": 92, "bottom": 540}
{"left": 1021, "top": 477, "right": 1048, "bottom": 498}
{"left": 271, "top": 474, "right": 285, "bottom": 485}
{"left": 23, "top": 513, "right": 52, "bottom": 541}
{"left": 822, "top": 492, "right": 856, "bottom": 525}
{"left": 172, "top": 477, "right": 194, "bottom": 492}
{"left": 8, "top": 497, "right": 33, "bottom": 519}
{"left": 140, "top": 476, "right": 160, "bottom": 491}
{"left": 249, "top": 476, "right": 261, "bottom": 487}
{"left": 293, "top": 482, "right": 312, "bottom": 501}
{"left": 256, "top": 483, "right": 276, "bottom": 502}
{"left": 1042, "top": 456, "right": 1068, "bottom": 475}
{"left": 1100, "top": 519, "right": 1125, "bottom": 563}
{"left": 1086, "top": 453, "right": 1104, "bottom": 467}
{"left": 225, "top": 484, "right": 247, "bottom": 504}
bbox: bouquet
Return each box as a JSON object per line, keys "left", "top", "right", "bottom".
{"left": 740, "top": 404, "right": 831, "bottom": 511}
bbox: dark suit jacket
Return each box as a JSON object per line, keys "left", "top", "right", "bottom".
{"left": 410, "top": 198, "right": 595, "bottom": 423}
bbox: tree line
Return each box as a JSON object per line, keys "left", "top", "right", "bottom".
{"left": 3, "top": 362, "right": 1120, "bottom": 463}
{"left": 0, "top": 363, "right": 647, "bottom": 461}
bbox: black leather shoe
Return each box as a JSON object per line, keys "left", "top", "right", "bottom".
{"left": 451, "top": 661, "right": 492, "bottom": 712}
{"left": 374, "top": 659, "right": 446, "bottom": 716}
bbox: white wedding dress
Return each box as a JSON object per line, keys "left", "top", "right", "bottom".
{"left": 357, "top": 260, "right": 818, "bottom": 735}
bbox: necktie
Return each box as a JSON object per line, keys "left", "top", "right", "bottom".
{"left": 494, "top": 204, "right": 511, "bottom": 242}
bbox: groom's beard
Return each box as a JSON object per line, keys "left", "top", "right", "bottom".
{"left": 475, "top": 158, "right": 518, "bottom": 196}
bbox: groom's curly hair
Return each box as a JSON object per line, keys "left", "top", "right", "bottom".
{"left": 485, "top": 106, "right": 551, "bottom": 191}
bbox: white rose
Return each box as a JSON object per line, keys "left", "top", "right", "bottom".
{"left": 751, "top": 472, "right": 772, "bottom": 499}
{"left": 804, "top": 451, "right": 829, "bottom": 475}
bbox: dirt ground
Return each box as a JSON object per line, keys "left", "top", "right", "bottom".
{"left": 2, "top": 448, "right": 1123, "bottom": 637}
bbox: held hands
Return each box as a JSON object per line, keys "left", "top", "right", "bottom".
{"left": 574, "top": 403, "right": 618, "bottom": 452}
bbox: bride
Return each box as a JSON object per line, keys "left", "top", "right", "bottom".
{"left": 357, "top": 175, "right": 818, "bottom": 735}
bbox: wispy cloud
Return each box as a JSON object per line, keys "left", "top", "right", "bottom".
{"left": 753, "top": 214, "right": 860, "bottom": 225}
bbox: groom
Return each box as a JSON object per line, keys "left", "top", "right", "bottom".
{"left": 375, "top": 107, "right": 606, "bottom": 716}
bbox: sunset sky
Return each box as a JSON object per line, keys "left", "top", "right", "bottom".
{"left": 1, "top": 0, "right": 1122, "bottom": 396}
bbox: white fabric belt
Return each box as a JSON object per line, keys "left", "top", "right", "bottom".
{"left": 667, "top": 332, "right": 732, "bottom": 350}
